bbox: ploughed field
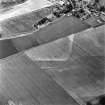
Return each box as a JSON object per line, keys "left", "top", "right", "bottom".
{"left": 0, "top": 7, "right": 51, "bottom": 37}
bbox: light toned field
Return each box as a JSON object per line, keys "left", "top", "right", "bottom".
{"left": 25, "top": 24, "right": 105, "bottom": 104}
{"left": 0, "top": 0, "right": 52, "bottom": 21}
{"left": 1, "top": 7, "right": 51, "bottom": 37}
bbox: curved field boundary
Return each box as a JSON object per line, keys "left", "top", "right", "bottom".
{"left": 0, "top": 16, "right": 90, "bottom": 59}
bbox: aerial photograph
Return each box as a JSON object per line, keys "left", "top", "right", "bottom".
{"left": 0, "top": 0, "right": 105, "bottom": 105}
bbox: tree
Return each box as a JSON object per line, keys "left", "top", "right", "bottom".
{"left": 100, "top": 6, "right": 105, "bottom": 12}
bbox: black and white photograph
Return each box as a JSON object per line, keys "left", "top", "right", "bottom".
{"left": 0, "top": 0, "right": 105, "bottom": 105}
